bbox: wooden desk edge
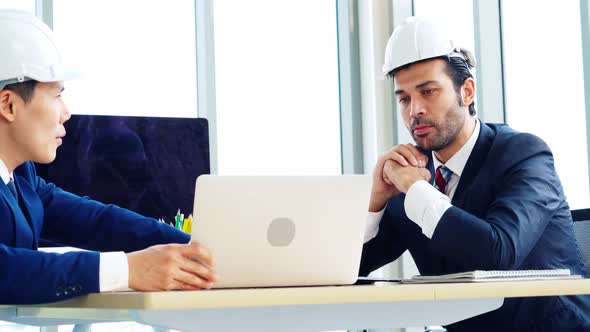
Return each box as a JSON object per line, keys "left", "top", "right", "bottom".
{"left": 5, "top": 279, "right": 590, "bottom": 311}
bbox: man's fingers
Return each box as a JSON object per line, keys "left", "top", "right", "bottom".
{"left": 394, "top": 145, "right": 419, "bottom": 166}
{"left": 383, "top": 160, "right": 393, "bottom": 174}
{"left": 127, "top": 244, "right": 220, "bottom": 292}
{"left": 382, "top": 171, "right": 393, "bottom": 185}
{"left": 399, "top": 144, "right": 428, "bottom": 167}
{"left": 390, "top": 153, "right": 410, "bottom": 166}
{"left": 182, "top": 242, "right": 214, "bottom": 266}
{"left": 383, "top": 160, "right": 396, "bottom": 183}
{"left": 405, "top": 144, "right": 428, "bottom": 167}
{"left": 173, "top": 270, "right": 213, "bottom": 290}
{"left": 382, "top": 149, "right": 410, "bottom": 167}
{"left": 173, "top": 280, "right": 201, "bottom": 291}
{"left": 385, "top": 144, "right": 428, "bottom": 167}
{"left": 181, "top": 255, "right": 218, "bottom": 282}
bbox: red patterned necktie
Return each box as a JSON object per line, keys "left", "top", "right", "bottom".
{"left": 434, "top": 165, "right": 452, "bottom": 194}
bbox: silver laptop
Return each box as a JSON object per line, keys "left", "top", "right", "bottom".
{"left": 191, "top": 175, "right": 371, "bottom": 288}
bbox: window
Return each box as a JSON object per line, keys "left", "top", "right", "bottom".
{"left": 502, "top": 1, "right": 590, "bottom": 208}
{"left": 413, "top": 0, "right": 475, "bottom": 54}
{"left": 52, "top": 0, "right": 198, "bottom": 118}
{"left": 0, "top": 0, "right": 34, "bottom": 12}
{"left": 213, "top": 0, "right": 342, "bottom": 175}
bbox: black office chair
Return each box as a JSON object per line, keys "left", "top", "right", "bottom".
{"left": 572, "top": 208, "right": 590, "bottom": 276}
{"left": 422, "top": 210, "right": 590, "bottom": 332}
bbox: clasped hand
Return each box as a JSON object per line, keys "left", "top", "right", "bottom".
{"left": 382, "top": 144, "right": 431, "bottom": 193}
{"left": 383, "top": 158, "right": 431, "bottom": 193}
{"left": 370, "top": 144, "right": 431, "bottom": 212}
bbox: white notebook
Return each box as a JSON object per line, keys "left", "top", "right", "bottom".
{"left": 402, "top": 269, "right": 582, "bottom": 284}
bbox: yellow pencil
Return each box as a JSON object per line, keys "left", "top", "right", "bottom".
{"left": 184, "top": 214, "right": 193, "bottom": 234}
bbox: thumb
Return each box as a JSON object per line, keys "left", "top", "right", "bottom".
{"left": 419, "top": 168, "right": 432, "bottom": 182}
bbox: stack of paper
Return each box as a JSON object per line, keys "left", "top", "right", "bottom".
{"left": 402, "top": 269, "right": 582, "bottom": 284}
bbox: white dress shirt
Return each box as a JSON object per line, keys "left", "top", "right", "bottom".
{"left": 0, "top": 160, "right": 129, "bottom": 292}
{"left": 365, "top": 118, "right": 480, "bottom": 241}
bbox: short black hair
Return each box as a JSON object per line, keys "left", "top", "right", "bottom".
{"left": 388, "top": 49, "right": 477, "bottom": 116}
{"left": 3, "top": 80, "right": 38, "bottom": 104}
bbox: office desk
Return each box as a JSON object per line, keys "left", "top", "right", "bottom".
{"left": 1, "top": 279, "right": 589, "bottom": 332}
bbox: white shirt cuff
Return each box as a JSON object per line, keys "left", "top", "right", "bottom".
{"left": 364, "top": 208, "right": 386, "bottom": 243}
{"left": 99, "top": 251, "right": 129, "bottom": 292}
{"left": 404, "top": 180, "right": 452, "bottom": 238}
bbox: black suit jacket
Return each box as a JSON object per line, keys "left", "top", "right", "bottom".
{"left": 360, "top": 122, "right": 590, "bottom": 331}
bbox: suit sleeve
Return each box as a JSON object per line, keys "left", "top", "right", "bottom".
{"left": 0, "top": 244, "right": 99, "bottom": 304}
{"left": 0, "top": 163, "right": 190, "bottom": 305}
{"left": 359, "top": 202, "right": 408, "bottom": 276}
{"left": 31, "top": 164, "right": 190, "bottom": 252}
{"left": 430, "top": 133, "right": 563, "bottom": 270}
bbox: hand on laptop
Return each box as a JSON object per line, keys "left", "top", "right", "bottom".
{"left": 127, "top": 242, "right": 217, "bottom": 291}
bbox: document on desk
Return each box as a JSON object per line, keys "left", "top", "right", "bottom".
{"left": 402, "top": 269, "right": 583, "bottom": 283}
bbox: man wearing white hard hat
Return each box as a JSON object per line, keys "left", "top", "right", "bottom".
{"left": 359, "top": 17, "right": 590, "bottom": 331}
{"left": 0, "top": 9, "right": 217, "bottom": 304}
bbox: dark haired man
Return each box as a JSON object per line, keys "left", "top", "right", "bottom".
{"left": 0, "top": 9, "right": 216, "bottom": 304}
{"left": 359, "top": 16, "right": 590, "bottom": 331}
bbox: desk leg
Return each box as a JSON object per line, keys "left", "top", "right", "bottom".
{"left": 40, "top": 327, "right": 59, "bottom": 332}
{"left": 72, "top": 324, "right": 92, "bottom": 332}
{"left": 0, "top": 308, "right": 131, "bottom": 327}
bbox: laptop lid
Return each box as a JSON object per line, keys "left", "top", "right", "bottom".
{"left": 191, "top": 175, "right": 371, "bottom": 288}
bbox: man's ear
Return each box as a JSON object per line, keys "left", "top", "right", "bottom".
{"left": 0, "top": 90, "right": 18, "bottom": 122}
{"left": 461, "top": 77, "right": 476, "bottom": 107}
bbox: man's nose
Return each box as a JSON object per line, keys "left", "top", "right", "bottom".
{"left": 409, "top": 98, "right": 426, "bottom": 118}
{"left": 60, "top": 104, "right": 71, "bottom": 123}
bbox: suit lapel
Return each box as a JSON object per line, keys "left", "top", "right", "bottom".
{"left": 13, "top": 176, "right": 39, "bottom": 248}
{"left": 452, "top": 122, "right": 496, "bottom": 206}
{"left": 427, "top": 153, "right": 435, "bottom": 186}
{"left": 1, "top": 179, "right": 34, "bottom": 248}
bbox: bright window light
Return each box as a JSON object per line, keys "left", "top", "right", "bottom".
{"left": 0, "top": 0, "right": 34, "bottom": 12}
{"left": 52, "top": 0, "right": 198, "bottom": 118}
{"left": 213, "top": 0, "right": 342, "bottom": 175}
{"left": 502, "top": 0, "right": 590, "bottom": 209}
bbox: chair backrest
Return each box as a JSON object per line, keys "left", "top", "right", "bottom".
{"left": 572, "top": 208, "right": 590, "bottom": 276}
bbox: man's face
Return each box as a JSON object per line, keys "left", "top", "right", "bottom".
{"left": 12, "top": 81, "right": 70, "bottom": 164}
{"left": 394, "top": 59, "right": 467, "bottom": 151}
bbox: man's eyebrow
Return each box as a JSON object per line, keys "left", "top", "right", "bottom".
{"left": 56, "top": 85, "right": 65, "bottom": 93}
{"left": 415, "top": 80, "right": 440, "bottom": 89}
{"left": 394, "top": 80, "right": 441, "bottom": 95}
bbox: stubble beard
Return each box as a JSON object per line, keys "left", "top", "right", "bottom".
{"left": 411, "top": 104, "right": 466, "bottom": 152}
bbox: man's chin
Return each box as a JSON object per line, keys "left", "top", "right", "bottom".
{"left": 34, "top": 153, "right": 57, "bottom": 164}
{"left": 413, "top": 136, "right": 449, "bottom": 152}
{"left": 413, "top": 137, "right": 431, "bottom": 151}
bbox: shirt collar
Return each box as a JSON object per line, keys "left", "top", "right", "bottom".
{"left": 432, "top": 118, "right": 480, "bottom": 177}
{"left": 0, "top": 159, "right": 13, "bottom": 185}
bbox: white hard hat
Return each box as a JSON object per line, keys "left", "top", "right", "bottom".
{"left": 383, "top": 16, "right": 465, "bottom": 76}
{"left": 0, "top": 9, "right": 78, "bottom": 90}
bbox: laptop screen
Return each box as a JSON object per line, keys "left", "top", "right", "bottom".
{"left": 35, "top": 115, "right": 210, "bottom": 221}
